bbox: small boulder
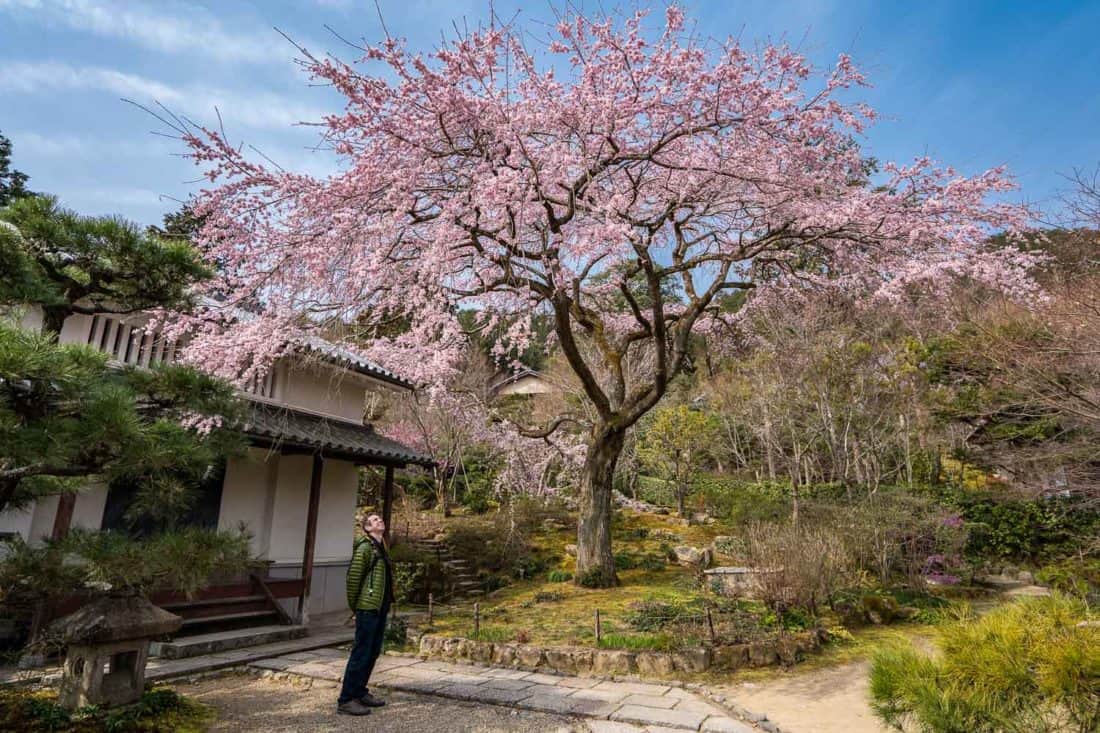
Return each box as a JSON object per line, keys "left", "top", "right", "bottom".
{"left": 673, "top": 545, "right": 713, "bottom": 568}
{"left": 564, "top": 544, "right": 578, "bottom": 557}
{"left": 634, "top": 652, "right": 675, "bottom": 677}
{"left": 593, "top": 650, "right": 637, "bottom": 675}
{"left": 713, "top": 644, "right": 749, "bottom": 670}
{"left": 748, "top": 642, "right": 779, "bottom": 667}
{"left": 492, "top": 643, "right": 517, "bottom": 667}
{"left": 515, "top": 645, "right": 545, "bottom": 670}
{"left": 671, "top": 647, "right": 711, "bottom": 673}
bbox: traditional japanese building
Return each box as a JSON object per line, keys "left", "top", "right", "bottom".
{"left": 0, "top": 308, "right": 430, "bottom": 626}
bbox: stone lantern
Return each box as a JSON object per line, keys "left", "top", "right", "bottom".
{"left": 49, "top": 593, "right": 182, "bottom": 709}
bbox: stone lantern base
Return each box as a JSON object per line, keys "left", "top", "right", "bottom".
{"left": 48, "top": 593, "right": 182, "bottom": 710}
{"left": 58, "top": 639, "right": 151, "bottom": 709}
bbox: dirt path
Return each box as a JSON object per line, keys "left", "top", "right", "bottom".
{"left": 722, "top": 660, "right": 888, "bottom": 733}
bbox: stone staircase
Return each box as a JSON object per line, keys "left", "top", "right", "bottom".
{"left": 410, "top": 536, "right": 485, "bottom": 599}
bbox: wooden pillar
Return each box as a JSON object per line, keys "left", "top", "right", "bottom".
{"left": 51, "top": 494, "right": 76, "bottom": 540}
{"left": 382, "top": 465, "right": 395, "bottom": 545}
{"left": 298, "top": 452, "right": 324, "bottom": 624}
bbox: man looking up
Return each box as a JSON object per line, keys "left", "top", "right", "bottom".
{"left": 337, "top": 512, "right": 393, "bottom": 716}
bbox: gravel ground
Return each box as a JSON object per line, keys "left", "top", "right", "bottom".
{"left": 172, "top": 673, "right": 591, "bottom": 733}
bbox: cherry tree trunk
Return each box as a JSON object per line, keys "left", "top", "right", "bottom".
{"left": 575, "top": 425, "right": 625, "bottom": 588}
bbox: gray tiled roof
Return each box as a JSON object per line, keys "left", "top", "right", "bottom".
{"left": 240, "top": 401, "right": 431, "bottom": 467}
{"left": 299, "top": 337, "right": 414, "bottom": 389}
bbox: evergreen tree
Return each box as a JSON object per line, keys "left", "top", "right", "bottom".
{"left": 0, "top": 195, "right": 241, "bottom": 517}
{"left": 0, "top": 131, "right": 31, "bottom": 207}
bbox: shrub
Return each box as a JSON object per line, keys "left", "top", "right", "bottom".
{"left": 547, "top": 570, "right": 573, "bottom": 583}
{"left": 1036, "top": 558, "right": 1100, "bottom": 602}
{"left": 533, "top": 590, "right": 564, "bottom": 604}
{"left": 809, "top": 491, "right": 967, "bottom": 586}
{"left": 745, "top": 521, "right": 851, "bottom": 616}
{"left": 614, "top": 551, "right": 638, "bottom": 570}
{"left": 693, "top": 475, "right": 789, "bottom": 523}
{"left": 383, "top": 616, "right": 408, "bottom": 648}
{"left": 869, "top": 595, "right": 1100, "bottom": 733}
{"left": 934, "top": 488, "right": 1100, "bottom": 561}
{"left": 625, "top": 599, "right": 685, "bottom": 632}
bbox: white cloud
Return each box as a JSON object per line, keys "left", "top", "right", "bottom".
{"left": 0, "top": 61, "right": 327, "bottom": 130}
{"left": 8, "top": 130, "right": 165, "bottom": 157}
{"left": 0, "top": 0, "right": 298, "bottom": 64}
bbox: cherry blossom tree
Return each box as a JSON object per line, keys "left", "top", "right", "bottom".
{"left": 176, "top": 7, "right": 1036, "bottom": 586}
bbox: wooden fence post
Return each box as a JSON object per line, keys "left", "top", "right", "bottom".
{"left": 474, "top": 602, "right": 480, "bottom": 639}
{"left": 595, "top": 608, "right": 601, "bottom": 646}
{"left": 427, "top": 593, "right": 434, "bottom": 627}
{"left": 706, "top": 608, "right": 716, "bottom": 644}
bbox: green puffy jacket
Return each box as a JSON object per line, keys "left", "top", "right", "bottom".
{"left": 346, "top": 537, "right": 389, "bottom": 611}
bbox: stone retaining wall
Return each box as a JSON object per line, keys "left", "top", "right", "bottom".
{"left": 417, "top": 628, "right": 827, "bottom": 677}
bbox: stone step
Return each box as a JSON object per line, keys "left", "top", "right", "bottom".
{"left": 180, "top": 610, "right": 281, "bottom": 628}
{"left": 152, "top": 624, "right": 309, "bottom": 660}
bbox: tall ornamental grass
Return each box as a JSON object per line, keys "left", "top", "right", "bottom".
{"left": 869, "top": 595, "right": 1099, "bottom": 732}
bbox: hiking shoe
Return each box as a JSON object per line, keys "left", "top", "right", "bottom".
{"left": 359, "top": 692, "right": 386, "bottom": 708}
{"left": 336, "top": 699, "right": 372, "bottom": 716}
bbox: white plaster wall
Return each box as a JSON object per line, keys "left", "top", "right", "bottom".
{"left": 314, "top": 459, "right": 358, "bottom": 564}
{"left": 0, "top": 485, "right": 103, "bottom": 542}
{"left": 266, "top": 454, "right": 312, "bottom": 563}
{"left": 28, "top": 494, "right": 60, "bottom": 543}
{"left": 71, "top": 485, "right": 108, "bottom": 530}
{"left": 218, "top": 448, "right": 280, "bottom": 558}
{"left": 280, "top": 363, "right": 368, "bottom": 422}
{"left": 0, "top": 505, "right": 35, "bottom": 541}
{"left": 57, "top": 313, "right": 94, "bottom": 346}
{"left": 264, "top": 455, "right": 359, "bottom": 565}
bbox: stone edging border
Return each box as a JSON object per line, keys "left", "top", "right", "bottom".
{"left": 410, "top": 636, "right": 808, "bottom": 733}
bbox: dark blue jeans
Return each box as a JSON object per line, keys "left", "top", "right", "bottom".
{"left": 338, "top": 607, "right": 388, "bottom": 704}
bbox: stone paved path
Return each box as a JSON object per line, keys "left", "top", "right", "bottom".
{"left": 249, "top": 651, "right": 755, "bottom": 732}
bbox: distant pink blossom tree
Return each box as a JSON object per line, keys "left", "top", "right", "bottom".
{"left": 177, "top": 6, "right": 1035, "bottom": 586}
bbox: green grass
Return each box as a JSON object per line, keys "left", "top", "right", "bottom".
{"left": 472, "top": 626, "right": 514, "bottom": 643}
{"left": 598, "top": 633, "right": 674, "bottom": 651}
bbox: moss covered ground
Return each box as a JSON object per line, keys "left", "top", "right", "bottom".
{"left": 0, "top": 686, "right": 214, "bottom": 733}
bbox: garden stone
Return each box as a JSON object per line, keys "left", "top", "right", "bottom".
{"left": 469, "top": 641, "right": 494, "bottom": 664}
{"left": 492, "top": 643, "right": 517, "bottom": 667}
{"left": 673, "top": 545, "right": 712, "bottom": 568}
{"left": 593, "top": 649, "right": 637, "bottom": 675}
{"left": 1017, "top": 570, "right": 1034, "bottom": 583}
{"left": 515, "top": 645, "right": 545, "bottom": 669}
{"left": 456, "top": 639, "right": 477, "bottom": 660}
{"left": 712, "top": 644, "right": 749, "bottom": 670}
{"left": 748, "top": 642, "right": 778, "bottom": 667}
{"left": 546, "top": 647, "right": 593, "bottom": 675}
{"left": 565, "top": 544, "right": 578, "bottom": 557}
{"left": 775, "top": 637, "right": 803, "bottom": 665}
{"left": 671, "top": 647, "right": 711, "bottom": 673}
{"left": 634, "top": 652, "right": 675, "bottom": 677}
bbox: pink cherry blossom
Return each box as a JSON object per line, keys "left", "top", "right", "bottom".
{"left": 172, "top": 5, "right": 1036, "bottom": 583}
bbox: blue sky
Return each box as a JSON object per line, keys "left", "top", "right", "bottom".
{"left": 2, "top": 0, "right": 1098, "bottom": 227}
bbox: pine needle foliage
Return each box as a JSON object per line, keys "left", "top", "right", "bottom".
{"left": 0, "top": 324, "right": 242, "bottom": 514}
{"left": 0, "top": 195, "right": 210, "bottom": 333}
{"left": 869, "top": 595, "right": 1100, "bottom": 733}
